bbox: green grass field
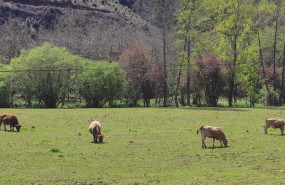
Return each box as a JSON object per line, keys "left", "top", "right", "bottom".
{"left": 0, "top": 107, "right": 284, "bottom": 184}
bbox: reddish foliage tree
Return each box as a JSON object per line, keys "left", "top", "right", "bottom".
{"left": 118, "top": 43, "right": 159, "bottom": 106}
{"left": 195, "top": 54, "right": 226, "bottom": 107}
{"left": 263, "top": 65, "right": 282, "bottom": 86}
{"left": 151, "top": 64, "right": 164, "bottom": 105}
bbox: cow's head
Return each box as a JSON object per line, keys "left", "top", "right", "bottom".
{"left": 222, "top": 137, "right": 229, "bottom": 147}
{"left": 98, "top": 135, "right": 104, "bottom": 143}
{"left": 15, "top": 125, "right": 22, "bottom": 132}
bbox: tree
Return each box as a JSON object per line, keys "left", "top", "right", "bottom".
{"left": 195, "top": 54, "right": 225, "bottom": 106}
{"left": 176, "top": 0, "right": 211, "bottom": 107}
{"left": 176, "top": 0, "right": 197, "bottom": 107}
{"left": 253, "top": 1, "right": 285, "bottom": 105}
{"left": 118, "top": 43, "right": 155, "bottom": 107}
{"left": 152, "top": 0, "right": 179, "bottom": 107}
{"left": 0, "top": 18, "right": 33, "bottom": 61}
{"left": 237, "top": 45, "right": 261, "bottom": 107}
{"left": 0, "top": 64, "right": 11, "bottom": 107}
{"left": 9, "top": 43, "right": 84, "bottom": 108}
{"left": 214, "top": 0, "right": 255, "bottom": 107}
{"left": 78, "top": 61, "right": 125, "bottom": 108}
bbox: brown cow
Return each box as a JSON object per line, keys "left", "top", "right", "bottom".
{"left": 197, "top": 125, "right": 228, "bottom": 148}
{"left": 264, "top": 118, "right": 285, "bottom": 135}
{"left": 0, "top": 113, "right": 22, "bottom": 132}
{"left": 89, "top": 120, "right": 103, "bottom": 143}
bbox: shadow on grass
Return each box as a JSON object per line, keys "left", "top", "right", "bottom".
{"left": 3, "top": 130, "right": 18, "bottom": 133}
{"left": 147, "top": 106, "right": 250, "bottom": 111}
{"left": 205, "top": 146, "right": 229, "bottom": 149}
{"left": 91, "top": 141, "right": 105, "bottom": 144}
{"left": 268, "top": 133, "right": 285, "bottom": 137}
{"left": 188, "top": 107, "right": 249, "bottom": 112}
{"left": 254, "top": 106, "right": 285, "bottom": 111}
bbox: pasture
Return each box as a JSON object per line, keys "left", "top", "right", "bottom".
{"left": 0, "top": 107, "right": 284, "bottom": 184}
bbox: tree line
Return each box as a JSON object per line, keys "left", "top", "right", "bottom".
{"left": 162, "top": 0, "right": 285, "bottom": 107}
{"left": 1, "top": 0, "right": 285, "bottom": 108}
{"left": 126, "top": 0, "right": 285, "bottom": 107}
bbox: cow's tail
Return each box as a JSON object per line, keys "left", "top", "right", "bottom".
{"left": 197, "top": 126, "right": 204, "bottom": 134}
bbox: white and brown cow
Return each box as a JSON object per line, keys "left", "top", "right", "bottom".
{"left": 197, "top": 125, "right": 228, "bottom": 148}
{"left": 264, "top": 118, "right": 285, "bottom": 135}
{"left": 89, "top": 120, "right": 104, "bottom": 143}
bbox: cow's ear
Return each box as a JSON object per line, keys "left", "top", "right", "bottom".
{"left": 227, "top": 137, "right": 230, "bottom": 140}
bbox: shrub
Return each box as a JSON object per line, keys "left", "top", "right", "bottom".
{"left": 9, "top": 43, "right": 85, "bottom": 108}
{"left": 78, "top": 61, "right": 125, "bottom": 108}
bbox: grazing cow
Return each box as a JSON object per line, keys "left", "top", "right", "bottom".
{"left": 0, "top": 113, "right": 22, "bottom": 132}
{"left": 197, "top": 125, "right": 228, "bottom": 148}
{"left": 89, "top": 120, "right": 103, "bottom": 143}
{"left": 264, "top": 118, "right": 285, "bottom": 135}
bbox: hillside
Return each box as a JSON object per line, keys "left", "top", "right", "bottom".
{"left": 0, "top": 0, "right": 162, "bottom": 62}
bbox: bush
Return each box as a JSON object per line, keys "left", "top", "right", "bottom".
{"left": 78, "top": 61, "right": 125, "bottom": 108}
{"left": 9, "top": 43, "right": 85, "bottom": 108}
{"left": 0, "top": 64, "right": 11, "bottom": 107}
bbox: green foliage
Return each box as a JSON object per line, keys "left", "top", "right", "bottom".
{"left": 9, "top": 43, "right": 85, "bottom": 108}
{"left": 0, "top": 64, "right": 11, "bottom": 107}
{"left": 78, "top": 61, "right": 125, "bottom": 108}
{"left": 49, "top": 148, "right": 61, "bottom": 153}
{"left": 237, "top": 44, "right": 261, "bottom": 106}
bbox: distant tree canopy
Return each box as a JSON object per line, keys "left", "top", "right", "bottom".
{"left": 0, "top": 64, "right": 11, "bottom": 108}
{"left": 9, "top": 43, "right": 85, "bottom": 108}
{"left": 2, "top": 0, "right": 285, "bottom": 108}
{"left": 195, "top": 54, "right": 226, "bottom": 107}
{"left": 3, "top": 43, "right": 126, "bottom": 108}
{"left": 78, "top": 61, "right": 125, "bottom": 108}
{"left": 118, "top": 43, "right": 157, "bottom": 107}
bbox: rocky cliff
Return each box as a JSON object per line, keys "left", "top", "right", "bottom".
{"left": 0, "top": 0, "right": 161, "bottom": 61}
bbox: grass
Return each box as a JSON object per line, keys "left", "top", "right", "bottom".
{"left": 0, "top": 107, "right": 284, "bottom": 184}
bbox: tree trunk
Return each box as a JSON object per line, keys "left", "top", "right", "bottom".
{"left": 228, "top": 33, "right": 238, "bottom": 107}
{"left": 174, "top": 64, "right": 182, "bottom": 107}
{"left": 272, "top": 2, "right": 280, "bottom": 105}
{"left": 175, "top": 38, "right": 187, "bottom": 107}
{"left": 258, "top": 31, "right": 269, "bottom": 94}
{"left": 279, "top": 43, "right": 285, "bottom": 105}
{"left": 273, "top": 2, "right": 280, "bottom": 93}
{"left": 163, "top": 26, "right": 168, "bottom": 107}
{"left": 186, "top": 40, "right": 191, "bottom": 106}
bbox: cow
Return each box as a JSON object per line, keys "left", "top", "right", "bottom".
{"left": 89, "top": 120, "right": 103, "bottom": 143}
{"left": 0, "top": 113, "right": 22, "bottom": 132}
{"left": 264, "top": 118, "right": 285, "bottom": 135}
{"left": 197, "top": 125, "right": 228, "bottom": 148}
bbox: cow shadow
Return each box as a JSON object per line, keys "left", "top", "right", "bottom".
{"left": 268, "top": 133, "right": 285, "bottom": 137}
{"left": 3, "top": 130, "right": 18, "bottom": 132}
{"left": 91, "top": 141, "right": 104, "bottom": 144}
{"left": 206, "top": 146, "right": 229, "bottom": 149}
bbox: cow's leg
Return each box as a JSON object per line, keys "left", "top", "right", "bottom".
{"left": 93, "top": 135, "right": 96, "bottom": 143}
{"left": 212, "top": 139, "right": 215, "bottom": 147}
{"left": 201, "top": 130, "right": 206, "bottom": 148}
{"left": 202, "top": 139, "right": 205, "bottom": 148}
{"left": 219, "top": 140, "right": 223, "bottom": 147}
{"left": 0, "top": 121, "right": 2, "bottom": 130}
{"left": 95, "top": 135, "right": 98, "bottom": 143}
{"left": 281, "top": 127, "right": 284, "bottom": 135}
{"left": 10, "top": 125, "right": 13, "bottom": 131}
{"left": 264, "top": 125, "right": 268, "bottom": 134}
{"left": 4, "top": 124, "right": 7, "bottom": 131}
